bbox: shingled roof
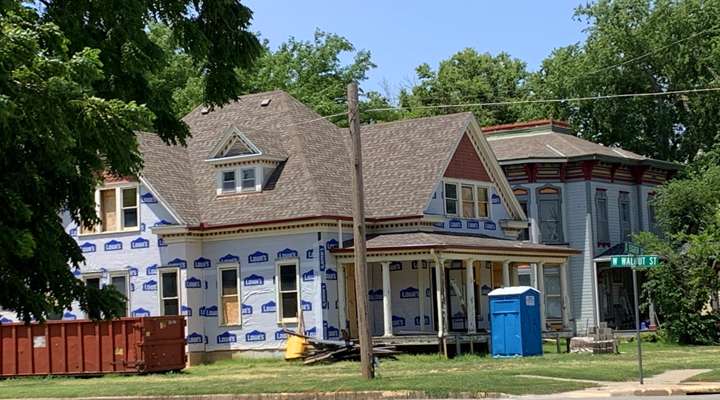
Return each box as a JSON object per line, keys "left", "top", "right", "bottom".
{"left": 484, "top": 119, "right": 678, "bottom": 169}
{"left": 138, "top": 91, "right": 497, "bottom": 228}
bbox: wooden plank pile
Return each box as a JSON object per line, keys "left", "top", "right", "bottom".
{"left": 283, "top": 329, "right": 400, "bottom": 365}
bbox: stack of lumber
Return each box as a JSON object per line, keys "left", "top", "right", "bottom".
{"left": 283, "top": 329, "right": 399, "bottom": 365}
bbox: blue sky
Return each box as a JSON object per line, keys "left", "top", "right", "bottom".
{"left": 243, "top": 1, "right": 589, "bottom": 97}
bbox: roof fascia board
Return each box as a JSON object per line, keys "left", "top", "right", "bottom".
{"left": 138, "top": 176, "right": 186, "bottom": 225}
{"left": 207, "top": 125, "right": 263, "bottom": 161}
{"left": 485, "top": 129, "right": 553, "bottom": 141}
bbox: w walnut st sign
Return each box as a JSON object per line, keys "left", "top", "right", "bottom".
{"left": 611, "top": 255, "right": 660, "bottom": 268}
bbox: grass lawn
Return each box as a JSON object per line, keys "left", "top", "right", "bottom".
{"left": 685, "top": 369, "right": 720, "bottom": 382}
{"left": 0, "top": 342, "right": 718, "bottom": 398}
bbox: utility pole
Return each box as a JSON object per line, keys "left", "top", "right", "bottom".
{"left": 347, "top": 82, "right": 374, "bottom": 379}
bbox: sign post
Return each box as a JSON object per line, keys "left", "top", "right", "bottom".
{"left": 611, "top": 253, "right": 659, "bottom": 385}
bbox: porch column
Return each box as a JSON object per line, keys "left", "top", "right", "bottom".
{"left": 337, "top": 263, "right": 347, "bottom": 330}
{"left": 417, "top": 260, "right": 427, "bottom": 332}
{"left": 560, "top": 261, "right": 571, "bottom": 330}
{"left": 381, "top": 261, "right": 393, "bottom": 337}
{"left": 537, "top": 262, "right": 546, "bottom": 331}
{"left": 502, "top": 260, "right": 511, "bottom": 287}
{"left": 465, "top": 259, "right": 477, "bottom": 333}
{"left": 433, "top": 257, "right": 448, "bottom": 338}
{"left": 592, "top": 260, "right": 600, "bottom": 329}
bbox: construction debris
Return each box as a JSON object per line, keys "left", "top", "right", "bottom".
{"left": 570, "top": 323, "right": 619, "bottom": 354}
{"left": 283, "top": 330, "right": 400, "bottom": 365}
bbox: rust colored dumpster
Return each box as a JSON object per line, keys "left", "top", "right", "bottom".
{"left": 0, "top": 316, "right": 186, "bottom": 377}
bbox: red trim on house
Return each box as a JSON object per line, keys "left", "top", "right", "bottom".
{"left": 481, "top": 119, "right": 570, "bottom": 135}
{"left": 184, "top": 214, "right": 425, "bottom": 232}
{"left": 331, "top": 244, "right": 580, "bottom": 255}
{"left": 524, "top": 164, "right": 538, "bottom": 183}
{"left": 631, "top": 165, "right": 649, "bottom": 184}
{"left": 582, "top": 160, "right": 598, "bottom": 181}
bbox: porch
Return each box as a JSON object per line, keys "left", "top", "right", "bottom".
{"left": 331, "top": 232, "right": 579, "bottom": 355}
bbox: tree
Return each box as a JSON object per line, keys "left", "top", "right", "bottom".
{"left": 525, "top": 0, "right": 720, "bottom": 162}
{"left": 635, "top": 148, "right": 720, "bottom": 344}
{"left": 0, "top": 1, "right": 261, "bottom": 322}
{"left": 398, "top": 49, "right": 530, "bottom": 126}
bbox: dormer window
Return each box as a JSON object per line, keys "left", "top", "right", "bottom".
{"left": 222, "top": 171, "right": 236, "bottom": 193}
{"left": 241, "top": 168, "right": 256, "bottom": 190}
{"left": 217, "top": 166, "right": 262, "bottom": 195}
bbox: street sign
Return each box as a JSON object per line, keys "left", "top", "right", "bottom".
{"left": 611, "top": 255, "right": 660, "bottom": 268}
{"left": 625, "top": 243, "right": 644, "bottom": 256}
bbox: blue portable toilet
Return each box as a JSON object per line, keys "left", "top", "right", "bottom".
{"left": 489, "top": 286, "right": 542, "bottom": 357}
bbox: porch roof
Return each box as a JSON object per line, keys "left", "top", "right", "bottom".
{"left": 331, "top": 232, "right": 580, "bottom": 256}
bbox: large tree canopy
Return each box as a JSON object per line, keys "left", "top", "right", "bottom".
{"left": 398, "top": 49, "right": 529, "bottom": 126}
{"left": 524, "top": 0, "right": 720, "bottom": 162}
{"left": 0, "top": 1, "right": 260, "bottom": 321}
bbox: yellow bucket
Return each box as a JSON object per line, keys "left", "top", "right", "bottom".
{"left": 284, "top": 334, "right": 306, "bottom": 360}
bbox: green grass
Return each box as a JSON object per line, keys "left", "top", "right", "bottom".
{"left": 0, "top": 342, "right": 718, "bottom": 398}
{"left": 684, "top": 369, "right": 720, "bottom": 382}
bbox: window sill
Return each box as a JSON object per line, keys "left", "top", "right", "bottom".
{"left": 77, "top": 228, "right": 141, "bottom": 238}
{"left": 216, "top": 190, "right": 261, "bottom": 199}
{"left": 219, "top": 323, "right": 242, "bottom": 329}
{"left": 278, "top": 318, "right": 298, "bottom": 324}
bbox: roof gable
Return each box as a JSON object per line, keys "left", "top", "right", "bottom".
{"left": 444, "top": 133, "right": 492, "bottom": 182}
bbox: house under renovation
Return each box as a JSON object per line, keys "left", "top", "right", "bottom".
{"left": 2, "top": 92, "right": 583, "bottom": 362}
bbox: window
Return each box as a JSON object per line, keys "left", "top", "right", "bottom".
{"left": 84, "top": 276, "right": 101, "bottom": 290}
{"left": 81, "top": 185, "right": 139, "bottom": 234}
{"left": 619, "top": 192, "right": 632, "bottom": 241}
{"left": 240, "top": 168, "right": 256, "bottom": 191}
{"left": 276, "top": 261, "right": 299, "bottom": 322}
{"left": 444, "top": 183, "right": 458, "bottom": 215}
{"left": 222, "top": 170, "right": 236, "bottom": 193}
{"left": 461, "top": 185, "right": 475, "bottom": 218}
{"left": 219, "top": 267, "right": 241, "bottom": 326}
{"left": 647, "top": 193, "right": 658, "bottom": 234}
{"left": 477, "top": 187, "right": 489, "bottom": 218}
{"left": 595, "top": 189, "right": 609, "bottom": 245}
{"left": 109, "top": 273, "right": 129, "bottom": 317}
{"left": 543, "top": 266, "right": 562, "bottom": 320}
{"left": 160, "top": 269, "right": 179, "bottom": 316}
{"left": 537, "top": 186, "right": 564, "bottom": 244}
{"left": 514, "top": 188, "right": 530, "bottom": 241}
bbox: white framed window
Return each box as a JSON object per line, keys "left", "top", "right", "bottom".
{"left": 619, "top": 191, "right": 632, "bottom": 241}
{"left": 537, "top": 186, "right": 564, "bottom": 244}
{"left": 543, "top": 266, "right": 562, "bottom": 320}
{"left": 240, "top": 168, "right": 256, "bottom": 191}
{"left": 83, "top": 274, "right": 102, "bottom": 290}
{"left": 159, "top": 268, "right": 180, "bottom": 316}
{"left": 461, "top": 184, "right": 475, "bottom": 218}
{"left": 221, "top": 170, "right": 236, "bottom": 193}
{"left": 444, "top": 180, "right": 493, "bottom": 219}
{"left": 218, "top": 264, "right": 241, "bottom": 326}
{"left": 109, "top": 272, "right": 130, "bottom": 317}
{"left": 476, "top": 186, "right": 489, "bottom": 218}
{"left": 80, "top": 184, "right": 140, "bottom": 235}
{"left": 276, "top": 260, "right": 300, "bottom": 323}
{"left": 647, "top": 192, "right": 658, "bottom": 234}
{"left": 444, "top": 183, "right": 458, "bottom": 216}
{"left": 596, "top": 189, "right": 610, "bottom": 244}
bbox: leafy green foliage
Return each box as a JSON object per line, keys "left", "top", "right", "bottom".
{"left": 398, "top": 49, "right": 529, "bottom": 126}
{"left": 636, "top": 157, "right": 720, "bottom": 344}
{"left": 0, "top": 0, "right": 260, "bottom": 321}
{"left": 525, "top": 0, "right": 720, "bottom": 162}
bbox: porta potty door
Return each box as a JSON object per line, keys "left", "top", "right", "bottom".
{"left": 490, "top": 298, "right": 522, "bottom": 356}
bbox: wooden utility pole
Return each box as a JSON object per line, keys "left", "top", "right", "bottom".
{"left": 347, "top": 82, "right": 374, "bottom": 379}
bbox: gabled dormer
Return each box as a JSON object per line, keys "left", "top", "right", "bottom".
{"left": 205, "top": 126, "right": 287, "bottom": 196}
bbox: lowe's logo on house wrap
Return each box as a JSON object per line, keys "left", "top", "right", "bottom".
{"left": 325, "top": 268, "right": 337, "bottom": 280}
{"left": 154, "top": 219, "right": 173, "bottom": 226}
{"left": 181, "top": 305, "right": 192, "bottom": 316}
{"left": 187, "top": 332, "right": 204, "bottom": 344}
{"left": 301, "top": 300, "right": 312, "bottom": 311}
{"left": 130, "top": 237, "right": 149, "bottom": 249}
{"left": 277, "top": 248, "right": 298, "bottom": 259}
{"left": 69, "top": 228, "right": 77, "bottom": 237}
{"left": 392, "top": 315, "right": 406, "bottom": 327}
{"left": 433, "top": 222, "right": 444, "bottom": 228}
{"left": 248, "top": 251, "right": 268, "bottom": 264}
{"left": 193, "top": 257, "right": 211, "bottom": 269}
{"left": 324, "top": 321, "right": 340, "bottom": 339}
{"left": 158, "top": 238, "right": 167, "bottom": 247}
{"left": 491, "top": 194, "right": 501, "bottom": 204}
{"left": 245, "top": 330, "right": 265, "bottom": 342}
{"left": 319, "top": 246, "right": 326, "bottom": 270}
{"left": 130, "top": 283, "right": 135, "bottom": 292}
{"left": 414, "top": 315, "right": 431, "bottom": 326}
{"left": 142, "top": 280, "right": 158, "bottom": 291}
{"left": 390, "top": 261, "right": 402, "bottom": 271}
{"left": 127, "top": 266, "right": 139, "bottom": 277}
{"left": 218, "top": 331, "right": 238, "bottom": 344}
{"left": 0, "top": 317, "right": 13, "bottom": 324}
{"left": 244, "top": 274, "right": 264, "bottom": 286}
{"left": 185, "top": 277, "right": 202, "bottom": 289}
{"left": 219, "top": 253, "right": 239, "bottom": 263}
{"left": 448, "top": 219, "right": 463, "bottom": 229}
{"left": 140, "top": 192, "right": 157, "bottom": 204}
{"left": 72, "top": 268, "right": 82, "bottom": 277}
{"left": 484, "top": 221, "right": 497, "bottom": 231}
{"left": 140, "top": 223, "right": 146, "bottom": 232}
{"left": 146, "top": 264, "right": 158, "bottom": 275}
{"left": 132, "top": 307, "right": 150, "bottom": 317}
{"left": 261, "top": 301, "right": 276, "bottom": 313}
{"left": 368, "top": 289, "right": 383, "bottom": 302}
{"left": 241, "top": 304, "right": 253, "bottom": 315}
{"left": 325, "top": 239, "right": 338, "bottom": 250}
{"left": 305, "top": 249, "right": 314, "bottom": 259}
{"left": 301, "top": 269, "right": 315, "bottom": 282}
{"left": 168, "top": 258, "right": 187, "bottom": 269}
{"left": 304, "top": 327, "right": 317, "bottom": 337}
{"left": 321, "top": 283, "right": 328, "bottom": 309}
{"left": 63, "top": 312, "right": 77, "bottom": 320}
{"left": 400, "top": 287, "right": 419, "bottom": 299}
{"left": 274, "top": 330, "right": 288, "bottom": 340}
{"left": 80, "top": 242, "right": 96, "bottom": 253}
{"left": 199, "top": 306, "right": 218, "bottom": 317}
{"left": 467, "top": 220, "right": 480, "bottom": 230}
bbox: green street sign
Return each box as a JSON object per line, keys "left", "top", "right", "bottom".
{"left": 625, "top": 243, "right": 644, "bottom": 256}
{"left": 611, "top": 255, "right": 660, "bottom": 268}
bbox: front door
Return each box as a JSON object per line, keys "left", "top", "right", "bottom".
{"left": 344, "top": 264, "right": 359, "bottom": 338}
{"left": 445, "top": 265, "right": 467, "bottom": 332}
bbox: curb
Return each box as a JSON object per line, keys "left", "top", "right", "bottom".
{"left": 10, "top": 391, "right": 510, "bottom": 400}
